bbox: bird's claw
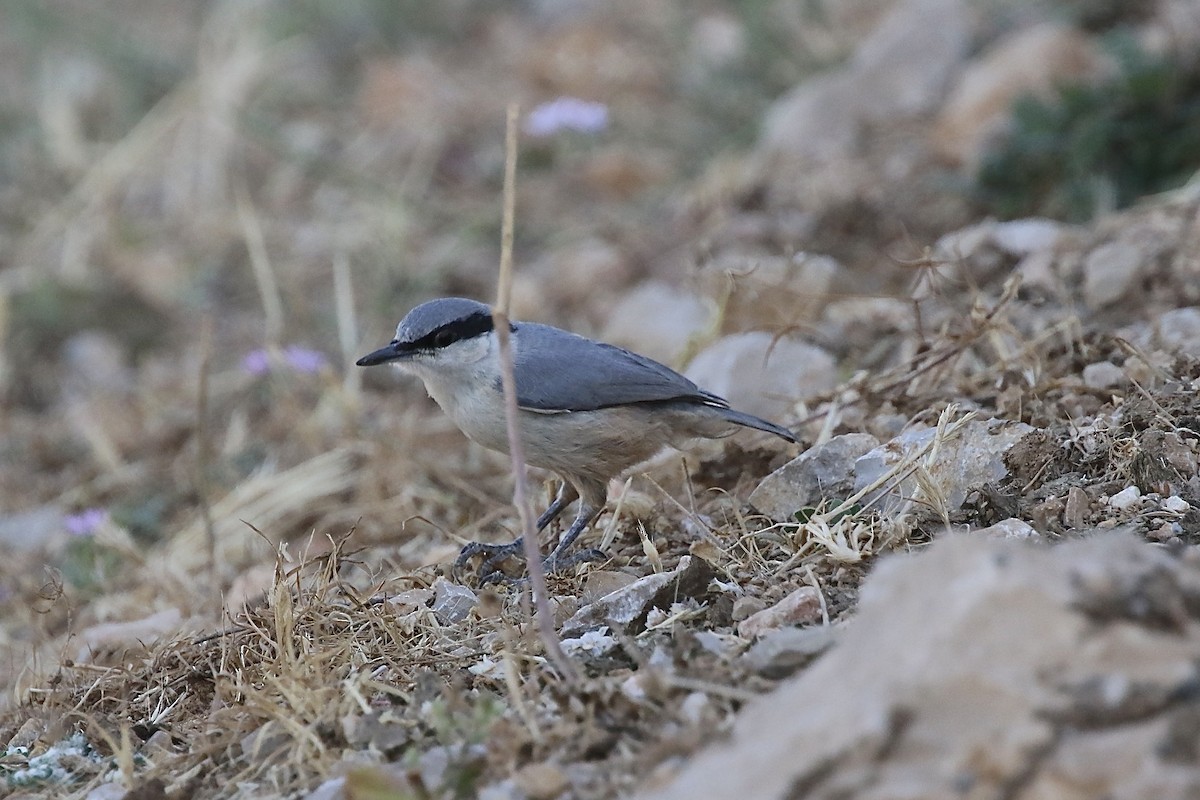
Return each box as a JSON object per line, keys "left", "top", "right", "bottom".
{"left": 454, "top": 540, "right": 525, "bottom": 584}
{"left": 453, "top": 540, "right": 608, "bottom": 587}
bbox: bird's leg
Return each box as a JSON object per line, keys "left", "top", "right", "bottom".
{"left": 539, "top": 478, "right": 608, "bottom": 572}
{"left": 540, "top": 500, "right": 606, "bottom": 573}
{"left": 454, "top": 482, "right": 578, "bottom": 578}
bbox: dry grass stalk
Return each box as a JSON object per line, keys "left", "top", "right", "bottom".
{"left": 491, "top": 103, "right": 577, "bottom": 682}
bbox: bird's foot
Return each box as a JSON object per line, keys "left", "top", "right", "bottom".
{"left": 454, "top": 539, "right": 525, "bottom": 584}
{"left": 454, "top": 540, "right": 608, "bottom": 586}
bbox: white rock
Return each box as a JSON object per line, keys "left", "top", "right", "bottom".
{"left": 1108, "top": 485, "right": 1142, "bottom": 510}
{"left": 1082, "top": 361, "right": 1127, "bottom": 389}
{"left": 1155, "top": 307, "right": 1200, "bottom": 358}
{"left": 431, "top": 578, "right": 478, "bottom": 625}
{"left": 853, "top": 418, "right": 1034, "bottom": 518}
{"left": 990, "top": 218, "right": 1068, "bottom": 256}
{"left": 1084, "top": 239, "right": 1147, "bottom": 310}
{"left": 686, "top": 332, "right": 835, "bottom": 421}
{"left": 1163, "top": 496, "right": 1191, "bottom": 513}
{"left": 977, "top": 518, "right": 1040, "bottom": 540}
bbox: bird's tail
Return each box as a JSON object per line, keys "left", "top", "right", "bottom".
{"left": 719, "top": 408, "right": 798, "bottom": 443}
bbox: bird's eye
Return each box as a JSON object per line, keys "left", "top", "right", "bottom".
{"left": 433, "top": 329, "right": 456, "bottom": 348}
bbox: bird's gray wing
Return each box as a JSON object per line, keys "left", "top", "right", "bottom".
{"left": 508, "top": 323, "right": 726, "bottom": 412}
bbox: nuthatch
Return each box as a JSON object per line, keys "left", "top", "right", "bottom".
{"left": 357, "top": 297, "right": 796, "bottom": 580}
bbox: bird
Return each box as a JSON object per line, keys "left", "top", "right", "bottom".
{"left": 357, "top": 297, "right": 797, "bottom": 582}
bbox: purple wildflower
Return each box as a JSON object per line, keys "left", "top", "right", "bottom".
{"left": 242, "top": 349, "right": 271, "bottom": 375}
{"left": 524, "top": 97, "right": 609, "bottom": 137}
{"left": 65, "top": 508, "right": 108, "bottom": 537}
{"left": 283, "top": 346, "right": 328, "bottom": 374}
{"left": 241, "top": 347, "right": 328, "bottom": 375}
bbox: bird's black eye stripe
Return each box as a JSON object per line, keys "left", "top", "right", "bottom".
{"left": 412, "top": 311, "right": 495, "bottom": 351}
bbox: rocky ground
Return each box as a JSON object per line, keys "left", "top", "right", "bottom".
{"left": 3, "top": 1, "right": 1200, "bottom": 798}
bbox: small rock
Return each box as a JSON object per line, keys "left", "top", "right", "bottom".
{"left": 1064, "top": 486, "right": 1090, "bottom": 529}
{"left": 602, "top": 282, "right": 714, "bottom": 367}
{"left": 386, "top": 588, "right": 435, "bottom": 612}
{"left": 141, "top": 729, "right": 174, "bottom": 758}
{"left": 1155, "top": 307, "right": 1200, "bottom": 358}
{"left": 743, "top": 626, "right": 836, "bottom": 679}
{"left": 1083, "top": 239, "right": 1147, "bottom": 310}
{"left": 1082, "top": 361, "right": 1127, "bottom": 389}
{"left": 686, "top": 332, "right": 835, "bottom": 422}
{"left": 561, "top": 629, "right": 618, "bottom": 659}
{"left": 6, "top": 716, "right": 44, "bottom": 751}
{"left": 680, "top": 692, "right": 710, "bottom": 724}
{"left": 977, "top": 518, "right": 1040, "bottom": 541}
{"left": 581, "top": 570, "right": 639, "bottom": 605}
{"left": 514, "top": 762, "right": 570, "bottom": 800}
{"left": 750, "top": 433, "right": 880, "bottom": 521}
{"left": 731, "top": 596, "right": 767, "bottom": 622}
{"left": 1163, "top": 496, "right": 1191, "bottom": 514}
{"left": 853, "top": 418, "right": 1034, "bottom": 518}
{"left": 562, "top": 556, "right": 716, "bottom": 637}
{"left": 303, "top": 777, "right": 346, "bottom": 800}
{"left": 431, "top": 578, "right": 477, "bottom": 625}
{"left": 737, "top": 587, "right": 823, "bottom": 639}
{"left": 1109, "top": 485, "right": 1142, "bottom": 510}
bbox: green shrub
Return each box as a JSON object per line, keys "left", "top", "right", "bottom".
{"left": 975, "top": 40, "right": 1200, "bottom": 221}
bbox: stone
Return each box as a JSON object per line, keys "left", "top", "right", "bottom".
{"left": 602, "top": 283, "right": 714, "bottom": 367}
{"left": 933, "top": 23, "right": 1109, "bottom": 168}
{"left": 1109, "top": 485, "right": 1142, "bottom": 511}
{"left": 742, "top": 626, "right": 836, "bottom": 679}
{"left": 737, "top": 587, "right": 823, "bottom": 639}
{"left": 762, "top": 0, "right": 970, "bottom": 164}
{"left": 750, "top": 433, "right": 880, "bottom": 521}
{"left": 853, "top": 418, "right": 1034, "bottom": 518}
{"left": 1083, "top": 361, "right": 1127, "bottom": 389}
{"left": 1083, "top": 239, "right": 1148, "bottom": 310}
{"left": 976, "top": 517, "right": 1040, "bottom": 541}
{"left": 1155, "top": 307, "right": 1200, "bottom": 358}
{"left": 685, "top": 333, "right": 836, "bottom": 422}
{"left": 562, "top": 556, "right": 716, "bottom": 637}
{"left": 431, "top": 578, "right": 478, "bottom": 625}
{"left": 303, "top": 777, "right": 346, "bottom": 800}
{"left": 514, "top": 762, "right": 570, "bottom": 800}
{"left": 638, "top": 533, "right": 1200, "bottom": 800}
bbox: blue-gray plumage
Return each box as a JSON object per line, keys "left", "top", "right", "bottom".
{"left": 357, "top": 297, "right": 797, "bottom": 581}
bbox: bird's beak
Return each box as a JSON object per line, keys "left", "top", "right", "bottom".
{"left": 356, "top": 341, "right": 409, "bottom": 367}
